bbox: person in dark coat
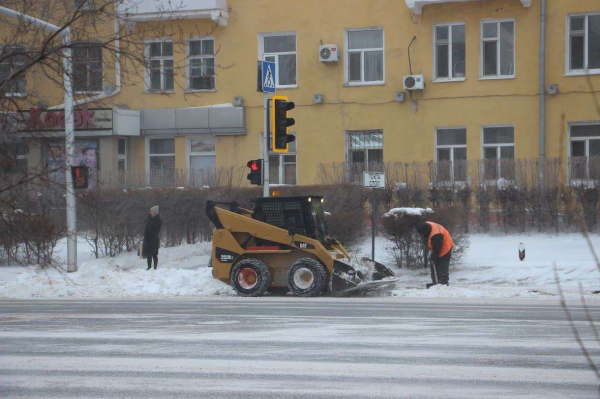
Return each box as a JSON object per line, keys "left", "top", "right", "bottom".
{"left": 142, "top": 205, "right": 162, "bottom": 270}
{"left": 416, "top": 221, "right": 454, "bottom": 289}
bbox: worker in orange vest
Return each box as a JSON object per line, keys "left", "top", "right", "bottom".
{"left": 416, "top": 221, "right": 454, "bottom": 289}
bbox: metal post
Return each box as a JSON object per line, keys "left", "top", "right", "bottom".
{"left": 263, "top": 92, "right": 270, "bottom": 197}
{"left": 539, "top": 0, "right": 547, "bottom": 187}
{"left": 63, "top": 32, "right": 77, "bottom": 272}
{"left": 372, "top": 188, "right": 376, "bottom": 261}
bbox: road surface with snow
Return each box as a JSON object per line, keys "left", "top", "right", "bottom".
{"left": 1, "top": 298, "right": 599, "bottom": 398}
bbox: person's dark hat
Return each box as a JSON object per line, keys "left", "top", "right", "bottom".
{"left": 416, "top": 222, "right": 431, "bottom": 236}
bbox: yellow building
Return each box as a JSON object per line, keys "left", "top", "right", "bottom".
{"left": 3, "top": 0, "right": 600, "bottom": 187}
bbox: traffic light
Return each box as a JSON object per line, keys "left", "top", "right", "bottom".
{"left": 271, "top": 95, "right": 295, "bottom": 153}
{"left": 71, "top": 166, "right": 88, "bottom": 189}
{"left": 246, "top": 159, "right": 262, "bottom": 185}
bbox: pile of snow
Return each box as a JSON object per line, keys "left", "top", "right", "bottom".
{"left": 356, "top": 233, "right": 600, "bottom": 299}
{"left": 382, "top": 207, "right": 434, "bottom": 218}
{"left": 0, "top": 240, "right": 234, "bottom": 299}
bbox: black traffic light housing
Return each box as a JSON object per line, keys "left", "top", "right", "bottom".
{"left": 71, "top": 166, "right": 88, "bottom": 189}
{"left": 246, "top": 159, "right": 263, "bottom": 185}
{"left": 272, "top": 95, "right": 295, "bottom": 153}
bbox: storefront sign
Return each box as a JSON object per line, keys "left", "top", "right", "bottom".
{"left": 17, "top": 106, "right": 113, "bottom": 132}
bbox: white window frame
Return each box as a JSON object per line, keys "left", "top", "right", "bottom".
{"left": 144, "top": 38, "right": 174, "bottom": 93}
{"left": 145, "top": 137, "right": 176, "bottom": 185}
{"left": 0, "top": 45, "right": 26, "bottom": 97}
{"left": 435, "top": 127, "right": 467, "bottom": 182}
{"left": 344, "top": 27, "right": 385, "bottom": 86}
{"left": 345, "top": 130, "right": 384, "bottom": 171}
{"left": 268, "top": 132, "right": 297, "bottom": 185}
{"left": 433, "top": 23, "right": 466, "bottom": 82}
{"left": 568, "top": 121, "right": 600, "bottom": 181}
{"left": 185, "top": 36, "right": 216, "bottom": 92}
{"left": 259, "top": 32, "right": 297, "bottom": 89}
{"left": 480, "top": 19, "right": 516, "bottom": 80}
{"left": 118, "top": 138, "right": 127, "bottom": 171}
{"left": 186, "top": 135, "right": 216, "bottom": 185}
{"left": 481, "top": 125, "right": 515, "bottom": 180}
{"left": 566, "top": 13, "right": 600, "bottom": 76}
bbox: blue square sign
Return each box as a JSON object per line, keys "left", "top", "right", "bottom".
{"left": 262, "top": 61, "right": 276, "bottom": 93}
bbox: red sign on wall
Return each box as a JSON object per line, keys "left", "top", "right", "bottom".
{"left": 16, "top": 106, "right": 113, "bottom": 132}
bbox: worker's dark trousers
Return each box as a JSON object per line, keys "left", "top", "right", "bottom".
{"left": 431, "top": 249, "right": 452, "bottom": 285}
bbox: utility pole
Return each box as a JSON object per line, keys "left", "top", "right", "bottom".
{"left": 0, "top": 6, "right": 77, "bottom": 272}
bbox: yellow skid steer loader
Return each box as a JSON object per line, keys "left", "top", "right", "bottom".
{"left": 206, "top": 196, "right": 398, "bottom": 297}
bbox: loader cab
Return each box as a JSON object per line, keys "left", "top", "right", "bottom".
{"left": 252, "top": 196, "right": 329, "bottom": 243}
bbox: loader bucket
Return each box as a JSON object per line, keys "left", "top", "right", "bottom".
{"left": 330, "top": 259, "right": 399, "bottom": 296}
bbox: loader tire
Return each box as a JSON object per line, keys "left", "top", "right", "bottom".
{"left": 231, "top": 258, "right": 271, "bottom": 297}
{"left": 287, "top": 258, "right": 328, "bottom": 297}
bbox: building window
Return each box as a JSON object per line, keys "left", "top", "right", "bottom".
{"left": 149, "top": 138, "right": 175, "bottom": 186}
{"left": 261, "top": 33, "right": 296, "bottom": 87}
{"left": 569, "top": 123, "right": 600, "bottom": 181}
{"left": 146, "top": 40, "right": 174, "bottom": 91}
{"left": 189, "top": 136, "right": 215, "bottom": 187}
{"left": 434, "top": 24, "right": 466, "bottom": 80}
{"left": 73, "top": 45, "right": 102, "bottom": 93}
{"left": 73, "top": 0, "right": 94, "bottom": 10}
{"left": 347, "top": 130, "right": 383, "bottom": 181}
{"left": 0, "top": 46, "right": 26, "bottom": 96}
{"left": 269, "top": 133, "right": 296, "bottom": 185}
{"left": 481, "top": 20, "right": 515, "bottom": 78}
{"left": 0, "top": 141, "right": 28, "bottom": 174}
{"left": 436, "top": 128, "right": 467, "bottom": 182}
{"left": 346, "top": 28, "right": 384, "bottom": 85}
{"left": 567, "top": 13, "right": 600, "bottom": 74}
{"left": 187, "top": 38, "right": 215, "bottom": 91}
{"left": 482, "top": 126, "right": 514, "bottom": 180}
{"left": 118, "top": 138, "right": 127, "bottom": 172}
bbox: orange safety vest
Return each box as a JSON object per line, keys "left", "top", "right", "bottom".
{"left": 426, "top": 222, "right": 454, "bottom": 257}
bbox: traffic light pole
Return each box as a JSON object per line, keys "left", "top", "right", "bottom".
{"left": 263, "top": 92, "right": 270, "bottom": 197}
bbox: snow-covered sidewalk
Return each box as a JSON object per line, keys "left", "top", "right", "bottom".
{"left": 1, "top": 233, "right": 600, "bottom": 300}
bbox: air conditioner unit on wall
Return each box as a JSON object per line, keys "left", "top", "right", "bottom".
{"left": 403, "top": 75, "right": 425, "bottom": 90}
{"left": 319, "top": 44, "right": 339, "bottom": 63}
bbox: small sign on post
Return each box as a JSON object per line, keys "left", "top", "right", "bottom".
{"left": 262, "top": 61, "right": 276, "bottom": 94}
{"left": 363, "top": 171, "right": 385, "bottom": 261}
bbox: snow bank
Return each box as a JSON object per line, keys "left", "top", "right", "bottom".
{"left": 382, "top": 207, "right": 434, "bottom": 218}
{"left": 0, "top": 240, "right": 234, "bottom": 299}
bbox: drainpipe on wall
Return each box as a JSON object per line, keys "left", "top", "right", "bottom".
{"left": 50, "top": 12, "right": 122, "bottom": 109}
{"left": 539, "top": 0, "right": 547, "bottom": 186}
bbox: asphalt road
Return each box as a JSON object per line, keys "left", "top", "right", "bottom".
{"left": 1, "top": 298, "right": 599, "bottom": 398}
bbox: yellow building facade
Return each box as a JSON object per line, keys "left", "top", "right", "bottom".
{"left": 5, "top": 0, "right": 600, "bottom": 187}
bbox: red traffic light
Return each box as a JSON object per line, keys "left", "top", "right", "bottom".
{"left": 247, "top": 160, "right": 260, "bottom": 171}
{"left": 246, "top": 159, "right": 263, "bottom": 186}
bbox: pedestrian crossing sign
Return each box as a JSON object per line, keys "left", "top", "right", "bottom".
{"left": 262, "top": 61, "right": 276, "bottom": 93}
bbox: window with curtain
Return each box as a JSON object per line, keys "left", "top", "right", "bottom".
{"left": 188, "top": 38, "right": 215, "bottom": 90}
{"left": 73, "top": 44, "right": 102, "bottom": 93}
{"left": 189, "top": 136, "right": 216, "bottom": 187}
{"left": 346, "top": 28, "right": 384, "bottom": 84}
{"left": 0, "top": 45, "right": 26, "bottom": 95}
{"left": 262, "top": 33, "right": 297, "bottom": 87}
{"left": 482, "top": 126, "right": 515, "bottom": 180}
{"left": 436, "top": 128, "right": 467, "bottom": 182}
{"left": 481, "top": 20, "right": 515, "bottom": 78}
{"left": 434, "top": 24, "right": 466, "bottom": 80}
{"left": 347, "top": 130, "right": 383, "bottom": 181}
{"left": 568, "top": 13, "right": 600, "bottom": 73}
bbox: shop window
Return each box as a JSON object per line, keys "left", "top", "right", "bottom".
{"left": 1, "top": 141, "right": 28, "bottom": 174}
{"left": 567, "top": 13, "right": 600, "bottom": 74}
{"left": 346, "top": 28, "right": 384, "bottom": 85}
{"left": 146, "top": 40, "right": 174, "bottom": 91}
{"left": 189, "top": 136, "right": 215, "bottom": 187}
{"left": 261, "top": 33, "right": 297, "bottom": 87}
{"left": 482, "top": 126, "right": 515, "bottom": 180}
{"left": 188, "top": 38, "right": 215, "bottom": 90}
{"left": 436, "top": 128, "right": 467, "bottom": 182}
{"left": 481, "top": 20, "right": 515, "bottom": 78}
{"left": 434, "top": 24, "right": 466, "bottom": 80}
{"left": 149, "top": 138, "right": 175, "bottom": 186}
{"left": 570, "top": 123, "right": 600, "bottom": 181}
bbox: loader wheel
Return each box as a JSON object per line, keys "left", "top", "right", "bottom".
{"left": 287, "top": 258, "right": 328, "bottom": 297}
{"left": 231, "top": 258, "right": 271, "bottom": 297}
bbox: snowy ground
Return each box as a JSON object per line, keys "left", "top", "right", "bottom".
{"left": 1, "top": 233, "right": 600, "bottom": 300}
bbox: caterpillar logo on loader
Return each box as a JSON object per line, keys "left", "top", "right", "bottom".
{"left": 206, "top": 196, "right": 399, "bottom": 297}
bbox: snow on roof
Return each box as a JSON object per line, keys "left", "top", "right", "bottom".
{"left": 405, "top": 0, "right": 531, "bottom": 15}
{"left": 383, "top": 207, "right": 434, "bottom": 218}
